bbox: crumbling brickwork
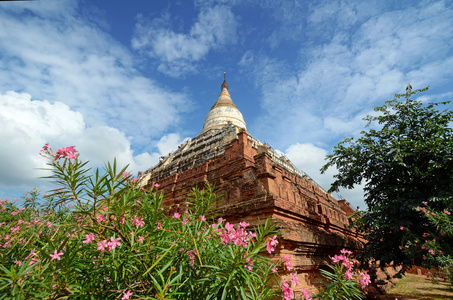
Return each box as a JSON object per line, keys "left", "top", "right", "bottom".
{"left": 139, "top": 124, "right": 363, "bottom": 292}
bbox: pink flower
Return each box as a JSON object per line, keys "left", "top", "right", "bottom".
{"left": 11, "top": 207, "right": 26, "bottom": 216}
{"left": 182, "top": 217, "right": 189, "bottom": 226}
{"left": 122, "top": 290, "right": 133, "bottom": 300}
{"left": 342, "top": 258, "right": 354, "bottom": 270}
{"left": 444, "top": 210, "right": 451, "bottom": 215}
{"left": 120, "top": 172, "right": 130, "bottom": 179}
{"left": 290, "top": 272, "right": 299, "bottom": 286}
{"left": 244, "top": 257, "right": 254, "bottom": 271}
{"left": 97, "top": 240, "right": 109, "bottom": 252}
{"left": 239, "top": 221, "right": 249, "bottom": 228}
{"left": 359, "top": 272, "right": 371, "bottom": 289}
{"left": 281, "top": 256, "right": 293, "bottom": 270}
{"left": 13, "top": 260, "right": 22, "bottom": 266}
{"left": 109, "top": 237, "right": 121, "bottom": 250}
{"left": 428, "top": 249, "right": 435, "bottom": 255}
{"left": 281, "top": 280, "right": 294, "bottom": 300}
{"left": 154, "top": 183, "right": 160, "bottom": 188}
{"left": 54, "top": 146, "right": 78, "bottom": 160}
{"left": 25, "top": 248, "right": 36, "bottom": 261}
{"left": 187, "top": 250, "right": 197, "bottom": 267}
{"left": 82, "top": 233, "right": 94, "bottom": 244}
{"left": 216, "top": 223, "right": 254, "bottom": 247}
{"left": 138, "top": 236, "right": 145, "bottom": 243}
{"left": 400, "top": 226, "right": 404, "bottom": 230}
{"left": 132, "top": 217, "right": 145, "bottom": 228}
{"left": 225, "top": 222, "right": 234, "bottom": 231}
{"left": 50, "top": 249, "right": 64, "bottom": 261}
{"left": 28, "top": 257, "right": 39, "bottom": 266}
{"left": 340, "top": 249, "right": 353, "bottom": 255}
{"left": 331, "top": 254, "right": 345, "bottom": 263}
{"left": 200, "top": 215, "right": 206, "bottom": 222}
{"left": 345, "top": 269, "right": 354, "bottom": 280}
{"left": 173, "top": 213, "right": 181, "bottom": 219}
{"left": 42, "top": 143, "right": 50, "bottom": 151}
{"left": 272, "top": 266, "right": 278, "bottom": 273}
{"left": 266, "top": 235, "right": 279, "bottom": 254}
{"left": 300, "top": 288, "right": 312, "bottom": 300}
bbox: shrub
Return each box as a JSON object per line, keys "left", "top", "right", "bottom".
{"left": 0, "top": 144, "right": 283, "bottom": 299}
{"left": 0, "top": 145, "right": 372, "bottom": 299}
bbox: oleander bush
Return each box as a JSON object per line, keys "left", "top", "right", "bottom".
{"left": 0, "top": 144, "right": 287, "bottom": 299}
{"left": 0, "top": 144, "right": 370, "bottom": 299}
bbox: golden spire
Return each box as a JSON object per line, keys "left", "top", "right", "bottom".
{"left": 201, "top": 73, "right": 247, "bottom": 133}
{"left": 221, "top": 72, "right": 229, "bottom": 90}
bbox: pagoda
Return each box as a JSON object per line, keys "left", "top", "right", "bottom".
{"left": 139, "top": 74, "right": 362, "bottom": 291}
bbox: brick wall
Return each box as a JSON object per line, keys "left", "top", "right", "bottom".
{"left": 142, "top": 129, "right": 364, "bottom": 292}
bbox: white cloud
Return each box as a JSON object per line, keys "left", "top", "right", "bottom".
{"left": 249, "top": 1, "right": 453, "bottom": 210}
{"left": 131, "top": 5, "right": 238, "bottom": 77}
{"left": 0, "top": 1, "right": 196, "bottom": 199}
{"left": 253, "top": 1, "right": 453, "bottom": 211}
{"left": 138, "top": 133, "right": 190, "bottom": 174}
{"left": 250, "top": 1, "right": 453, "bottom": 148}
{"left": 238, "top": 50, "right": 254, "bottom": 67}
{"left": 285, "top": 143, "right": 328, "bottom": 182}
{"left": 308, "top": 1, "right": 358, "bottom": 29}
{"left": 0, "top": 91, "right": 79, "bottom": 187}
{"left": 417, "top": 91, "right": 453, "bottom": 104}
{"left": 0, "top": 1, "right": 191, "bottom": 147}
{"left": 157, "top": 133, "right": 187, "bottom": 156}
{"left": 0, "top": 91, "right": 156, "bottom": 192}
{"left": 323, "top": 109, "right": 373, "bottom": 136}
{"left": 0, "top": 89, "right": 192, "bottom": 201}
{"left": 1, "top": 0, "right": 79, "bottom": 16}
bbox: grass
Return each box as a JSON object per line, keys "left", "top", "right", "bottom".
{"left": 380, "top": 274, "right": 453, "bottom": 300}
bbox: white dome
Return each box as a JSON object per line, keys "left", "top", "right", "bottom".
{"left": 201, "top": 78, "right": 247, "bottom": 133}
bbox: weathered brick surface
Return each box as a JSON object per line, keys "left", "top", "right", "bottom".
{"left": 140, "top": 126, "right": 363, "bottom": 292}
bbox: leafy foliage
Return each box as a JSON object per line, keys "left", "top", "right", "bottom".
{"left": 402, "top": 197, "right": 453, "bottom": 285}
{"left": 321, "top": 85, "right": 453, "bottom": 270}
{"left": 0, "top": 145, "right": 283, "bottom": 299}
{"left": 311, "top": 250, "right": 369, "bottom": 300}
{"left": 0, "top": 144, "right": 376, "bottom": 299}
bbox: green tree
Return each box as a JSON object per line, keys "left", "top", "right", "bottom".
{"left": 321, "top": 84, "right": 453, "bottom": 272}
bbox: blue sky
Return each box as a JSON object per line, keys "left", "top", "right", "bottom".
{"left": 1, "top": 0, "right": 453, "bottom": 210}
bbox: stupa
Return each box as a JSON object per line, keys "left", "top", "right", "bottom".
{"left": 138, "top": 74, "right": 362, "bottom": 291}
